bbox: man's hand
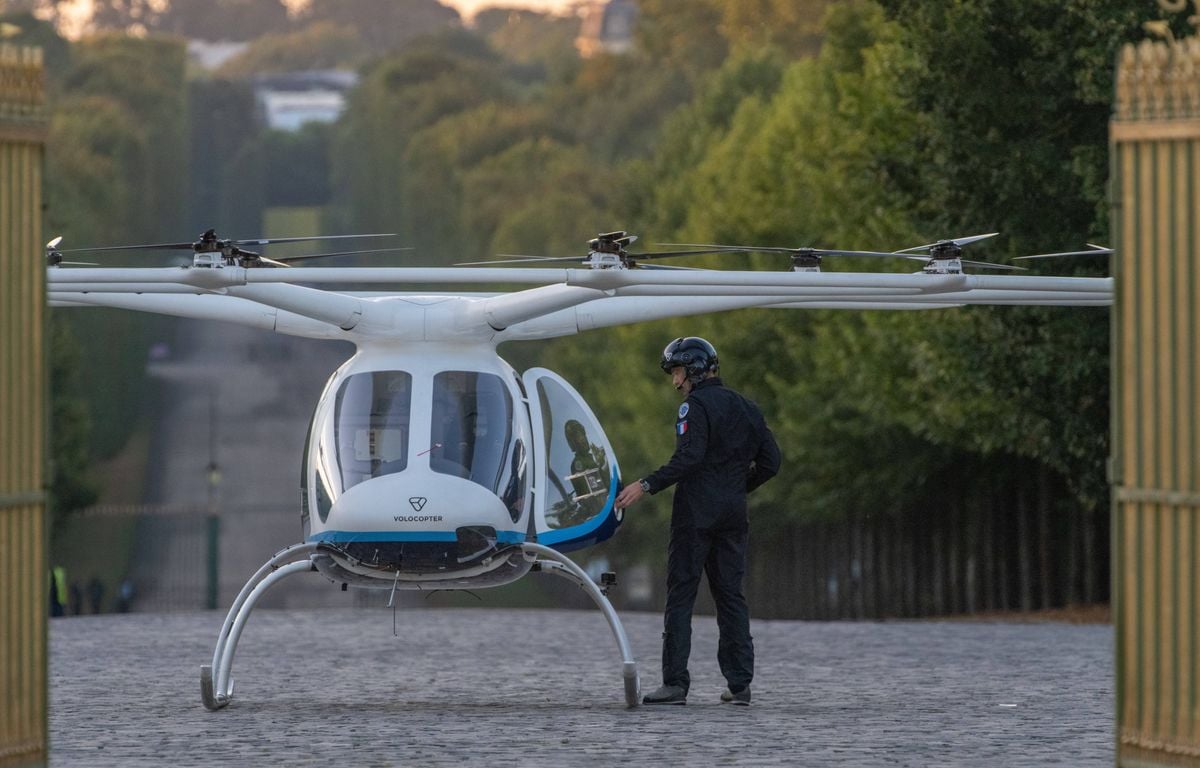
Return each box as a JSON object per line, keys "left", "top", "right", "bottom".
{"left": 615, "top": 481, "right": 645, "bottom": 510}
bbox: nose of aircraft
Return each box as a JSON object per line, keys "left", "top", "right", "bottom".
{"left": 318, "top": 467, "right": 522, "bottom": 542}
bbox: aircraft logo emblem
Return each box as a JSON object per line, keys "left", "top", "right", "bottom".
{"left": 408, "top": 497, "right": 427, "bottom": 512}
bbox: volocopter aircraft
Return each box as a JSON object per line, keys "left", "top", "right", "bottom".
{"left": 45, "top": 228, "right": 1112, "bottom": 710}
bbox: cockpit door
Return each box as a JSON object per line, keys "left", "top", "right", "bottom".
{"left": 522, "top": 368, "right": 622, "bottom": 552}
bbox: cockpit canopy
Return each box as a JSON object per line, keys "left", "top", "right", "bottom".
{"left": 307, "top": 369, "right": 526, "bottom": 523}
{"left": 302, "top": 362, "right": 621, "bottom": 554}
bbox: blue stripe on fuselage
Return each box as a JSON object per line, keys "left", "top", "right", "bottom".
{"left": 308, "top": 530, "right": 526, "bottom": 545}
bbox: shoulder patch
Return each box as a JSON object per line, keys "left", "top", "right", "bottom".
{"left": 678, "top": 402, "right": 690, "bottom": 419}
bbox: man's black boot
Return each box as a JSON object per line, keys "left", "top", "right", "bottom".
{"left": 720, "top": 686, "right": 751, "bottom": 706}
{"left": 642, "top": 684, "right": 687, "bottom": 705}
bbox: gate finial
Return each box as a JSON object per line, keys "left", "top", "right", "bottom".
{"left": 1155, "top": 0, "right": 1199, "bottom": 33}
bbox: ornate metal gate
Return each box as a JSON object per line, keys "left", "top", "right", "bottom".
{"left": 1111, "top": 12, "right": 1200, "bottom": 765}
{"left": 0, "top": 43, "right": 47, "bottom": 768}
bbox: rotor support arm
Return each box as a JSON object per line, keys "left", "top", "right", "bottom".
{"left": 468, "top": 284, "right": 609, "bottom": 331}
{"left": 46, "top": 293, "right": 350, "bottom": 339}
{"left": 963, "top": 274, "right": 1113, "bottom": 293}
{"left": 48, "top": 266, "right": 366, "bottom": 330}
{"left": 225, "top": 283, "right": 364, "bottom": 331}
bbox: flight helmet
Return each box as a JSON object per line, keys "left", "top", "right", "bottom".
{"left": 660, "top": 337, "right": 719, "bottom": 382}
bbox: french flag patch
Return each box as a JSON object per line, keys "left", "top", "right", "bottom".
{"left": 676, "top": 420, "right": 688, "bottom": 435}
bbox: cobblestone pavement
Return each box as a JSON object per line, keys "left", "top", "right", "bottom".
{"left": 50, "top": 607, "right": 1112, "bottom": 767}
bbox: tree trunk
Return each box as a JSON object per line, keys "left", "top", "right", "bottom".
{"left": 1082, "top": 503, "right": 1098, "bottom": 604}
{"left": 982, "top": 491, "right": 994, "bottom": 611}
{"left": 1037, "top": 467, "right": 1053, "bottom": 610}
{"left": 997, "top": 488, "right": 1010, "bottom": 611}
{"left": 1064, "top": 490, "right": 1080, "bottom": 606}
{"left": 1018, "top": 474, "right": 1034, "bottom": 612}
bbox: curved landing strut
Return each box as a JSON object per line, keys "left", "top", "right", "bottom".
{"left": 202, "top": 542, "right": 318, "bottom": 710}
{"left": 201, "top": 541, "right": 640, "bottom": 710}
{"left": 521, "top": 542, "right": 641, "bottom": 708}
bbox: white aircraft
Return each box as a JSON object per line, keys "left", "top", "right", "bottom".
{"left": 45, "top": 229, "right": 1112, "bottom": 710}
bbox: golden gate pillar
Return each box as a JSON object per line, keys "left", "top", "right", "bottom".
{"left": 1111, "top": 7, "right": 1200, "bottom": 765}
{"left": 0, "top": 42, "right": 48, "bottom": 768}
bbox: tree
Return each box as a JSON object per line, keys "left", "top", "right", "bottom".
{"left": 297, "top": 0, "right": 461, "bottom": 53}
{"left": 47, "top": 312, "right": 99, "bottom": 535}
{"left": 155, "top": 0, "right": 289, "bottom": 42}
{"left": 213, "top": 22, "right": 362, "bottom": 77}
{"left": 44, "top": 34, "right": 189, "bottom": 462}
{"left": 330, "top": 42, "right": 508, "bottom": 235}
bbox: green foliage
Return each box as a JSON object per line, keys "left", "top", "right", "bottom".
{"left": 331, "top": 43, "right": 509, "bottom": 237}
{"left": 556, "top": 0, "right": 1127, "bottom": 540}
{"left": 214, "top": 22, "right": 362, "bottom": 77}
{"left": 62, "top": 34, "right": 188, "bottom": 237}
{"left": 152, "top": 0, "right": 289, "bottom": 42}
{"left": 44, "top": 34, "right": 189, "bottom": 461}
{"left": 47, "top": 312, "right": 98, "bottom": 531}
{"left": 263, "top": 123, "right": 332, "bottom": 206}
{"left": 187, "top": 78, "right": 258, "bottom": 233}
{"left": 712, "top": 0, "right": 830, "bottom": 56}
{"left": 473, "top": 8, "right": 580, "bottom": 84}
{"left": 633, "top": 0, "right": 728, "bottom": 79}
{"left": 297, "top": 0, "right": 461, "bottom": 54}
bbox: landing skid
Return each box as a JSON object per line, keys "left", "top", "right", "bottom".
{"left": 201, "top": 541, "right": 640, "bottom": 710}
{"left": 201, "top": 542, "right": 318, "bottom": 710}
{"left": 520, "top": 542, "right": 641, "bottom": 708}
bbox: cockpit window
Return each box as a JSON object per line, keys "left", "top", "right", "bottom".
{"left": 329, "top": 370, "right": 412, "bottom": 494}
{"left": 431, "top": 371, "right": 524, "bottom": 521}
{"left": 536, "top": 377, "right": 611, "bottom": 529}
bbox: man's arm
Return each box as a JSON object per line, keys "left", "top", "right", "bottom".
{"left": 643, "top": 399, "right": 709, "bottom": 494}
{"left": 747, "top": 424, "right": 781, "bottom": 493}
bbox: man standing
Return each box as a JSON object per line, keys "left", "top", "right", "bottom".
{"left": 615, "top": 337, "right": 780, "bottom": 706}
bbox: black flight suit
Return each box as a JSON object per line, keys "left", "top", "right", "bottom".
{"left": 642, "top": 376, "right": 781, "bottom": 695}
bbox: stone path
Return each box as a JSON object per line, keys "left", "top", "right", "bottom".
{"left": 49, "top": 607, "right": 1112, "bottom": 767}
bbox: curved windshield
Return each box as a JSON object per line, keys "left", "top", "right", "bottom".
{"left": 537, "top": 377, "right": 612, "bottom": 529}
{"left": 430, "top": 371, "right": 524, "bottom": 521}
{"left": 323, "top": 370, "right": 412, "bottom": 496}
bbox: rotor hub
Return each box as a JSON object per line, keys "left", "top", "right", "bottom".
{"left": 790, "top": 250, "right": 823, "bottom": 272}
{"left": 585, "top": 231, "right": 638, "bottom": 269}
{"left": 922, "top": 242, "right": 964, "bottom": 274}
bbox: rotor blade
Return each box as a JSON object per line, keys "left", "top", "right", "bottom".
{"left": 58, "top": 241, "right": 196, "bottom": 253}
{"left": 960, "top": 259, "right": 1026, "bottom": 272}
{"left": 276, "top": 246, "right": 415, "bottom": 263}
{"left": 657, "top": 242, "right": 928, "bottom": 261}
{"left": 892, "top": 232, "right": 999, "bottom": 254}
{"left": 656, "top": 242, "right": 795, "bottom": 253}
{"left": 233, "top": 233, "right": 397, "bottom": 246}
{"left": 633, "top": 263, "right": 707, "bottom": 271}
{"left": 1013, "top": 246, "right": 1114, "bottom": 261}
{"left": 53, "top": 261, "right": 100, "bottom": 266}
{"left": 814, "top": 249, "right": 928, "bottom": 262}
{"left": 46, "top": 236, "right": 63, "bottom": 249}
{"left": 256, "top": 256, "right": 293, "bottom": 268}
{"left": 455, "top": 255, "right": 583, "bottom": 266}
{"left": 458, "top": 247, "right": 748, "bottom": 266}
{"left": 623, "top": 247, "right": 752, "bottom": 260}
